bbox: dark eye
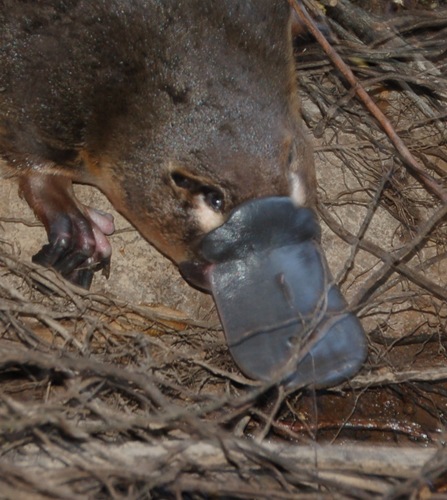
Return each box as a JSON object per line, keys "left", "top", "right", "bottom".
{"left": 202, "top": 186, "right": 224, "bottom": 212}
{"left": 171, "top": 171, "right": 225, "bottom": 212}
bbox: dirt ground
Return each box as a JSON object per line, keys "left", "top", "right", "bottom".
{"left": 1, "top": 1, "right": 447, "bottom": 498}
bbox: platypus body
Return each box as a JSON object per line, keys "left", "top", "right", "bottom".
{"left": 0, "top": 0, "right": 367, "bottom": 389}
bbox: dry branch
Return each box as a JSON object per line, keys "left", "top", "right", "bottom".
{"left": 291, "top": 0, "right": 447, "bottom": 202}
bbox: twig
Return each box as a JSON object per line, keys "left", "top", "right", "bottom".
{"left": 350, "top": 365, "right": 447, "bottom": 388}
{"left": 317, "top": 202, "right": 447, "bottom": 304}
{"left": 290, "top": 0, "right": 447, "bottom": 203}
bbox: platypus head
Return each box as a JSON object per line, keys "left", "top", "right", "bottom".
{"left": 93, "top": 1, "right": 366, "bottom": 389}
{"left": 101, "top": 1, "right": 315, "bottom": 261}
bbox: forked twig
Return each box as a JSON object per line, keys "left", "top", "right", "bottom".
{"left": 290, "top": 0, "right": 447, "bottom": 203}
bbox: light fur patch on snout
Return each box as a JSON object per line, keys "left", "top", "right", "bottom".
{"left": 192, "top": 195, "right": 225, "bottom": 233}
{"left": 289, "top": 173, "right": 307, "bottom": 206}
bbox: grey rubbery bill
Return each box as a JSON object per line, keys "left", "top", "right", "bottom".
{"left": 199, "top": 197, "right": 367, "bottom": 390}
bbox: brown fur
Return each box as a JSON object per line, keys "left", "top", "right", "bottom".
{"left": 0, "top": 0, "right": 315, "bottom": 266}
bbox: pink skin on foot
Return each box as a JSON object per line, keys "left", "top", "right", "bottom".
{"left": 85, "top": 207, "right": 115, "bottom": 261}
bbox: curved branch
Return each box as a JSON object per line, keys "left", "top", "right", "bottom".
{"left": 290, "top": 0, "right": 447, "bottom": 203}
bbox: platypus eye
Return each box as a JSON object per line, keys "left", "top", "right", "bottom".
{"left": 171, "top": 171, "right": 225, "bottom": 212}
{"left": 202, "top": 187, "right": 224, "bottom": 212}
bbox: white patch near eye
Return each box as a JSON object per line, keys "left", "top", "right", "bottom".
{"left": 289, "top": 173, "right": 307, "bottom": 206}
{"left": 192, "top": 195, "right": 225, "bottom": 233}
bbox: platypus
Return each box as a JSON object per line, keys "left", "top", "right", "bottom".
{"left": 0, "top": 0, "right": 367, "bottom": 389}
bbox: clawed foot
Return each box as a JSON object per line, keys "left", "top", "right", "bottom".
{"left": 33, "top": 206, "right": 115, "bottom": 289}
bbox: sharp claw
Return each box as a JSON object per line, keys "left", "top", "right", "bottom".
{"left": 69, "top": 268, "right": 95, "bottom": 289}
{"left": 31, "top": 207, "right": 114, "bottom": 289}
{"left": 99, "top": 256, "right": 111, "bottom": 279}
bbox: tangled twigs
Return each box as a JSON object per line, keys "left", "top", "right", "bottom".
{"left": 318, "top": 201, "right": 447, "bottom": 304}
{"left": 290, "top": 0, "right": 447, "bottom": 203}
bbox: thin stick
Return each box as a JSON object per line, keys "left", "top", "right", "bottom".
{"left": 290, "top": 0, "right": 447, "bottom": 203}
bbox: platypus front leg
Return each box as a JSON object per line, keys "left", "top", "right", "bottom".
{"left": 19, "top": 174, "right": 115, "bottom": 289}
